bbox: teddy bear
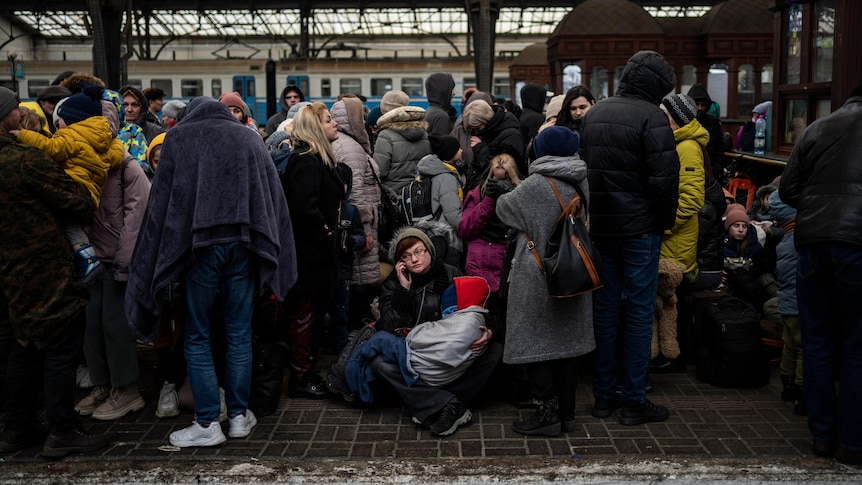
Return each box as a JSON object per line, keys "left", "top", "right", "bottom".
{"left": 651, "top": 258, "right": 686, "bottom": 361}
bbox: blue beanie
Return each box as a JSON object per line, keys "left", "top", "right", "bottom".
{"left": 57, "top": 86, "right": 104, "bottom": 125}
{"left": 441, "top": 284, "right": 458, "bottom": 317}
{"left": 533, "top": 126, "right": 579, "bottom": 158}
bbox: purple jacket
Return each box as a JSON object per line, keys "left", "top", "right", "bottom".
{"left": 458, "top": 185, "right": 507, "bottom": 292}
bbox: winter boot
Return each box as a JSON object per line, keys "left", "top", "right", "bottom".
{"left": 780, "top": 374, "right": 800, "bottom": 403}
{"left": 512, "top": 397, "right": 561, "bottom": 437}
{"left": 71, "top": 244, "right": 106, "bottom": 289}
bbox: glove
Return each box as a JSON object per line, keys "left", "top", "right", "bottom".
{"left": 484, "top": 179, "right": 504, "bottom": 199}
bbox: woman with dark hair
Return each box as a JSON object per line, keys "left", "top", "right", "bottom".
{"left": 555, "top": 85, "right": 596, "bottom": 135}
{"left": 281, "top": 101, "right": 344, "bottom": 398}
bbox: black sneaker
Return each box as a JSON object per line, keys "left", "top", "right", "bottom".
{"left": 41, "top": 426, "right": 110, "bottom": 458}
{"left": 512, "top": 398, "right": 561, "bottom": 437}
{"left": 619, "top": 399, "right": 669, "bottom": 426}
{"left": 429, "top": 399, "right": 472, "bottom": 437}
{"left": 288, "top": 374, "right": 330, "bottom": 399}
{"left": 591, "top": 395, "right": 621, "bottom": 419}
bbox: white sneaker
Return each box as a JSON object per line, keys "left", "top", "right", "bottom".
{"left": 169, "top": 422, "right": 226, "bottom": 448}
{"left": 156, "top": 382, "right": 180, "bottom": 418}
{"left": 228, "top": 410, "right": 257, "bottom": 438}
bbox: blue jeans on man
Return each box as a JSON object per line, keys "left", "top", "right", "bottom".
{"left": 592, "top": 233, "right": 661, "bottom": 405}
{"left": 184, "top": 243, "right": 255, "bottom": 425}
{"left": 797, "top": 243, "right": 862, "bottom": 453}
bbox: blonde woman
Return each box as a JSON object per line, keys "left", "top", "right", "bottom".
{"left": 457, "top": 153, "right": 522, "bottom": 334}
{"left": 280, "top": 101, "right": 344, "bottom": 399}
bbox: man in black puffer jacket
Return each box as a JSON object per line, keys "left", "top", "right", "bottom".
{"left": 581, "top": 50, "right": 679, "bottom": 427}
{"left": 779, "top": 83, "right": 862, "bottom": 465}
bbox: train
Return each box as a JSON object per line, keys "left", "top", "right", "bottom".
{"left": 15, "top": 57, "right": 514, "bottom": 126}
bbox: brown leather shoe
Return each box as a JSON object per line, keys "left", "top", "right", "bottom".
{"left": 812, "top": 439, "right": 836, "bottom": 458}
{"left": 836, "top": 447, "right": 862, "bottom": 466}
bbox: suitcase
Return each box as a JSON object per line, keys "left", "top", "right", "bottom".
{"left": 696, "top": 295, "right": 771, "bottom": 388}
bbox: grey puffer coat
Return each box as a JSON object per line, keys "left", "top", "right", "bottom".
{"left": 374, "top": 110, "right": 431, "bottom": 193}
{"left": 496, "top": 154, "right": 596, "bottom": 364}
{"left": 331, "top": 98, "right": 381, "bottom": 286}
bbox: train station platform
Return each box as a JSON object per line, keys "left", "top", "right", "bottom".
{"left": 1, "top": 351, "right": 861, "bottom": 484}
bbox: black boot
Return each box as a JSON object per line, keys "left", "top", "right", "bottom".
{"left": 512, "top": 397, "right": 561, "bottom": 436}
{"left": 780, "top": 374, "right": 797, "bottom": 402}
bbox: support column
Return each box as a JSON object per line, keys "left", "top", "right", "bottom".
{"left": 469, "top": 1, "right": 499, "bottom": 93}
{"left": 88, "top": 0, "right": 124, "bottom": 89}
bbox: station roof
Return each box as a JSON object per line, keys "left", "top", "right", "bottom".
{"left": 4, "top": 1, "right": 720, "bottom": 39}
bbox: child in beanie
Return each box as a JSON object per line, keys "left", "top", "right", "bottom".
{"left": 11, "top": 85, "right": 125, "bottom": 288}
{"left": 722, "top": 203, "right": 770, "bottom": 308}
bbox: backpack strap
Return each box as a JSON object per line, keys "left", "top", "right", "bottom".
{"left": 524, "top": 176, "right": 585, "bottom": 274}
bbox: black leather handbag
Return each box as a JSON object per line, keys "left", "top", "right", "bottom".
{"left": 526, "top": 176, "right": 602, "bottom": 298}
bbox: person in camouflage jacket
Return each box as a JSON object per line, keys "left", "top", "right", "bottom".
{"left": 0, "top": 87, "right": 108, "bottom": 456}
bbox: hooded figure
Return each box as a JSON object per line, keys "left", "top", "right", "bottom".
{"left": 518, "top": 83, "right": 547, "bottom": 145}
{"left": 424, "top": 73, "right": 457, "bottom": 136}
{"left": 125, "top": 97, "right": 297, "bottom": 342}
{"left": 265, "top": 85, "right": 306, "bottom": 135}
{"left": 687, "top": 83, "right": 725, "bottom": 181}
{"left": 373, "top": 104, "right": 431, "bottom": 193}
{"left": 120, "top": 85, "right": 165, "bottom": 143}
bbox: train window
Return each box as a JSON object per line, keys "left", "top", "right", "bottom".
{"left": 562, "top": 65, "right": 582, "bottom": 93}
{"left": 321, "top": 78, "right": 331, "bottom": 97}
{"left": 151, "top": 79, "right": 172, "bottom": 97}
{"left": 463, "top": 77, "right": 476, "bottom": 91}
{"left": 181, "top": 79, "right": 203, "bottom": 97}
{"left": 27, "top": 79, "right": 49, "bottom": 99}
{"left": 128, "top": 80, "right": 143, "bottom": 90}
{"left": 493, "top": 77, "right": 510, "bottom": 98}
{"left": 340, "top": 78, "right": 361, "bottom": 96}
{"left": 370, "top": 78, "right": 393, "bottom": 96}
{"left": 212, "top": 79, "right": 222, "bottom": 98}
{"left": 401, "top": 78, "right": 423, "bottom": 97}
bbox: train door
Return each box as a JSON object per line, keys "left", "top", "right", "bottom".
{"left": 232, "top": 75, "right": 263, "bottom": 124}
{"left": 286, "top": 76, "right": 310, "bottom": 97}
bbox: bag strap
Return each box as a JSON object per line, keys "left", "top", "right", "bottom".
{"left": 525, "top": 176, "right": 585, "bottom": 274}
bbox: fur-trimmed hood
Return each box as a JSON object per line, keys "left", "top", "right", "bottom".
{"left": 387, "top": 220, "right": 457, "bottom": 263}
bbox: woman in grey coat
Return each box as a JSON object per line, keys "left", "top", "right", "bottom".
{"left": 496, "top": 126, "right": 595, "bottom": 437}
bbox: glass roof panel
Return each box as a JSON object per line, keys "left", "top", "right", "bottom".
{"left": 11, "top": 6, "right": 709, "bottom": 39}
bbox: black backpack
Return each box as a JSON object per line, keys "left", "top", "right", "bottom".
{"left": 400, "top": 174, "right": 439, "bottom": 224}
{"left": 696, "top": 296, "right": 771, "bottom": 388}
{"left": 326, "top": 322, "right": 377, "bottom": 402}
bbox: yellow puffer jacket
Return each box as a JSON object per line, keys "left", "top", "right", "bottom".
{"left": 16, "top": 116, "right": 125, "bottom": 207}
{"left": 660, "top": 118, "right": 708, "bottom": 274}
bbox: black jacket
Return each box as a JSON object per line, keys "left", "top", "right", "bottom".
{"left": 581, "top": 50, "right": 680, "bottom": 237}
{"left": 518, "top": 83, "right": 547, "bottom": 146}
{"left": 779, "top": 95, "right": 862, "bottom": 248}
{"left": 424, "top": 73, "right": 457, "bottom": 136}
{"left": 469, "top": 106, "right": 525, "bottom": 189}
{"left": 697, "top": 180, "right": 728, "bottom": 271}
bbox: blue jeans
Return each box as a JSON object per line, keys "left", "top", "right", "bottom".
{"left": 797, "top": 243, "right": 862, "bottom": 452}
{"left": 592, "top": 233, "right": 661, "bottom": 404}
{"left": 184, "top": 243, "right": 255, "bottom": 425}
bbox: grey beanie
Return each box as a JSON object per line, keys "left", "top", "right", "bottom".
{"left": 662, "top": 93, "right": 697, "bottom": 127}
{"left": 162, "top": 99, "right": 186, "bottom": 118}
{"left": 0, "top": 87, "right": 19, "bottom": 120}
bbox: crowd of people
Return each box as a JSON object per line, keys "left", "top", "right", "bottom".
{"left": 0, "top": 50, "right": 860, "bottom": 465}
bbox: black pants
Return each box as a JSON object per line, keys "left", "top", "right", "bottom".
{"left": 524, "top": 357, "right": 578, "bottom": 422}
{"left": 3, "top": 311, "right": 84, "bottom": 434}
{"left": 371, "top": 341, "right": 503, "bottom": 422}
